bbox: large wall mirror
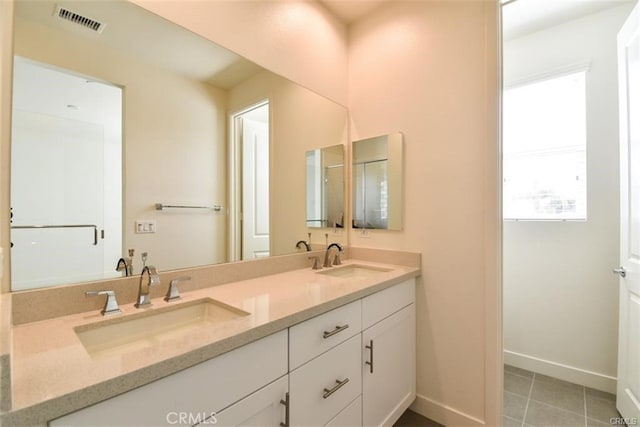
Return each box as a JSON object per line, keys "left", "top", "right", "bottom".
{"left": 9, "top": 0, "right": 348, "bottom": 291}
{"left": 352, "top": 133, "right": 404, "bottom": 231}
{"left": 305, "top": 145, "right": 345, "bottom": 229}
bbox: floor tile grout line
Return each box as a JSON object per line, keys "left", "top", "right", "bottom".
{"left": 521, "top": 372, "right": 536, "bottom": 427}
{"left": 527, "top": 394, "right": 593, "bottom": 417}
{"left": 583, "top": 386, "right": 588, "bottom": 427}
{"left": 504, "top": 368, "right": 535, "bottom": 381}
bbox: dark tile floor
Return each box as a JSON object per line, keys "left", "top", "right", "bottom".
{"left": 392, "top": 366, "right": 621, "bottom": 426}
{"left": 504, "top": 365, "right": 622, "bottom": 426}
{"left": 394, "top": 409, "right": 443, "bottom": 427}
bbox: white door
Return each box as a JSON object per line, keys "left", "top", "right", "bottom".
{"left": 211, "top": 376, "right": 288, "bottom": 427}
{"left": 616, "top": 1, "right": 640, "bottom": 421}
{"left": 241, "top": 112, "right": 270, "bottom": 260}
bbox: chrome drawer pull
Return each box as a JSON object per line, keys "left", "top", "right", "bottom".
{"left": 322, "top": 378, "right": 350, "bottom": 399}
{"left": 365, "top": 339, "right": 374, "bottom": 374}
{"left": 279, "top": 392, "right": 289, "bottom": 427}
{"left": 323, "top": 324, "right": 349, "bottom": 339}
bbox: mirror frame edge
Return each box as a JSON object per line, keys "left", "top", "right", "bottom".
{"left": 0, "top": 0, "right": 14, "bottom": 294}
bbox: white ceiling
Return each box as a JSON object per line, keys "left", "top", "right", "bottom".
{"left": 320, "top": 0, "right": 636, "bottom": 34}
{"left": 15, "top": 0, "right": 263, "bottom": 89}
{"left": 502, "top": 0, "right": 636, "bottom": 40}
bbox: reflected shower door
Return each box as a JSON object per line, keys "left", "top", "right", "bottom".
{"left": 353, "top": 160, "right": 388, "bottom": 229}
{"left": 11, "top": 111, "right": 106, "bottom": 289}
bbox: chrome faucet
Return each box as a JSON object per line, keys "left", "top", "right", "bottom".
{"left": 296, "top": 240, "right": 311, "bottom": 251}
{"left": 323, "top": 243, "right": 343, "bottom": 268}
{"left": 135, "top": 265, "right": 160, "bottom": 308}
{"left": 115, "top": 258, "right": 128, "bottom": 276}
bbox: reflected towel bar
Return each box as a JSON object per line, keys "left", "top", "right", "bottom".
{"left": 11, "top": 224, "right": 98, "bottom": 245}
{"left": 155, "top": 203, "right": 222, "bottom": 212}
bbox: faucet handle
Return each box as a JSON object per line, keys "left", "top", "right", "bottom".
{"left": 165, "top": 276, "right": 190, "bottom": 302}
{"left": 147, "top": 266, "right": 161, "bottom": 285}
{"left": 309, "top": 256, "right": 321, "bottom": 270}
{"left": 333, "top": 252, "right": 342, "bottom": 266}
{"left": 86, "top": 290, "right": 121, "bottom": 316}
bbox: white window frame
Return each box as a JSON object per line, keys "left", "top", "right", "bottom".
{"left": 503, "top": 62, "right": 590, "bottom": 222}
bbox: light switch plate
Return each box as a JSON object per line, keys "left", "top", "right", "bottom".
{"left": 135, "top": 220, "right": 157, "bottom": 234}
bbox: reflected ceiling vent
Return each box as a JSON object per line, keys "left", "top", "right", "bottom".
{"left": 54, "top": 5, "right": 106, "bottom": 33}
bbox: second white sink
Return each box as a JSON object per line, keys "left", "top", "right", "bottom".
{"left": 316, "top": 264, "right": 392, "bottom": 279}
{"left": 75, "top": 298, "right": 250, "bottom": 357}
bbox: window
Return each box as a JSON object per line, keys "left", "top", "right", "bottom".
{"left": 503, "top": 71, "right": 587, "bottom": 220}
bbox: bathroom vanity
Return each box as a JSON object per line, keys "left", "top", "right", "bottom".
{"left": 0, "top": 249, "right": 420, "bottom": 427}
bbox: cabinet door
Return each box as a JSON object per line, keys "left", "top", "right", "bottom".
{"left": 210, "top": 376, "right": 288, "bottom": 427}
{"left": 362, "top": 304, "right": 415, "bottom": 427}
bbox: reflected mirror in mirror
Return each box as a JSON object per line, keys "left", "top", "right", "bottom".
{"left": 10, "top": 0, "right": 348, "bottom": 291}
{"left": 305, "top": 145, "right": 345, "bottom": 229}
{"left": 352, "top": 133, "right": 404, "bottom": 230}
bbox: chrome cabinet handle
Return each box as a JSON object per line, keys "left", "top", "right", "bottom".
{"left": 323, "top": 324, "right": 349, "bottom": 339}
{"left": 322, "top": 378, "right": 350, "bottom": 399}
{"left": 613, "top": 267, "right": 627, "bottom": 278}
{"left": 365, "top": 339, "right": 374, "bottom": 374}
{"left": 279, "top": 392, "right": 289, "bottom": 427}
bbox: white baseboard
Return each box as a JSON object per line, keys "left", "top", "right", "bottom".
{"left": 410, "top": 393, "right": 486, "bottom": 426}
{"left": 504, "top": 350, "right": 617, "bottom": 393}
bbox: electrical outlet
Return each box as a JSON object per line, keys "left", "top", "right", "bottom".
{"left": 135, "top": 220, "right": 156, "bottom": 234}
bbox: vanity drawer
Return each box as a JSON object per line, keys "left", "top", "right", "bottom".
{"left": 289, "top": 300, "right": 361, "bottom": 369}
{"left": 362, "top": 278, "right": 415, "bottom": 329}
{"left": 289, "top": 334, "right": 362, "bottom": 426}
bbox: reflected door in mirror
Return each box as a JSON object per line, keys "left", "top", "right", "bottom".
{"left": 306, "top": 145, "right": 345, "bottom": 229}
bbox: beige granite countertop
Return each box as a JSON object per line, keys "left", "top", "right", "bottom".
{"left": 1, "top": 254, "right": 420, "bottom": 426}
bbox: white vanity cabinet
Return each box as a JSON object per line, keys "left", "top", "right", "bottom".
{"left": 48, "top": 278, "right": 416, "bottom": 427}
{"left": 49, "top": 330, "right": 288, "bottom": 427}
{"left": 288, "top": 278, "right": 416, "bottom": 427}
{"left": 361, "top": 279, "right": 416, "bottom": 427}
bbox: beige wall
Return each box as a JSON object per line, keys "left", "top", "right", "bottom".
{"left": 348, "top": 1, "right": 500, "bottom": 424}
{"left": 131, "top": 0, "right": 348, "bottom": 107}
{"left": 14, "top": 17, "right": 228, "bottom": 274}
{"left": 228, "top": 70, "right": 349, "bottom": 255}
{"left": 503, "top": 5, "right": 633, "bottom": 392}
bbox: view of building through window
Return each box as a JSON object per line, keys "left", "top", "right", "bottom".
{"left": 503, "top": 71, "right": 587, "bottom": 220}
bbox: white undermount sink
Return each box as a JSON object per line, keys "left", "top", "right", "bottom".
{"left": 74, "top": 298, "right": 249, "bottom": 357}
{"left": 316, "top": 264, "right": 393, "bottom": 278}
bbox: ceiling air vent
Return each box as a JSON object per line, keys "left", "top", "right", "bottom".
{"left": 54, "top": 5, "right": 106, "bottom": 33}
